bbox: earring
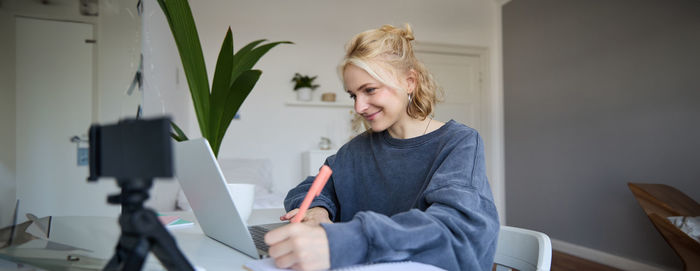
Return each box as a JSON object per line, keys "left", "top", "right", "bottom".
{"left": 408, "top": 93, "right": 412, "bottom": 104}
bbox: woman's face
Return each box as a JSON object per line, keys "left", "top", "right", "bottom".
{"left": 343, "top": 64, "right": 410, "bottom": 132}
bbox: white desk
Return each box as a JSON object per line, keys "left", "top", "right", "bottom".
{"left": 0, "top": 208, "right": 286, "bottom": 270}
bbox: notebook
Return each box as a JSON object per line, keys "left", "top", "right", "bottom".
{"left": 158, "top": 215, "right": 194, "bottom": 229}
{"left": 175, "top": 138, "right": 287, "bottom": 259}
{"left": 243, "top": 258, "right": 446, "bottom": 271}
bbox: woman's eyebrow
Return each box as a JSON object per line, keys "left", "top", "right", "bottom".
{"left": 351, "top": 83, "right": 371, "bottom": 93}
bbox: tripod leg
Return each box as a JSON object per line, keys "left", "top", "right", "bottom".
{"left": 103, "top": 218, "right": 151, "bottom": 271}
{"left": 134, "top": 209, "right": 195, "bottom": 271}
{"left": 103, "top": 179, "right": 194, "bottom": 271}
{"left": 123, "top": 237, "right": 151, "bottom": 270}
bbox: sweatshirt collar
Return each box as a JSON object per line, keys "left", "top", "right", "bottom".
{"left": 381, "top": 119, "right": 455, "bottom": 148}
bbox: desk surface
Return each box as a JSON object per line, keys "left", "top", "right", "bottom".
{"left": 0, "top": 208, "right": 286, "bottom": 270}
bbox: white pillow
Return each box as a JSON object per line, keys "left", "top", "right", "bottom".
{"left": 218, "top": 158, "right": 274, "bottom": 193}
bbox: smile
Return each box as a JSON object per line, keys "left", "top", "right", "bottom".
{"left": 364, "top": 111, "right": 381, "bottom": 121}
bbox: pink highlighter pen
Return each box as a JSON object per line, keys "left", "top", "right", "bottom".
{"left": 291, "top": 165, "right": 333, "bottom": 223}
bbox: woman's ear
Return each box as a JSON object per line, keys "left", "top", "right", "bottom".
{"left": 405, "top": 69, "right": 418, "bottom": 94}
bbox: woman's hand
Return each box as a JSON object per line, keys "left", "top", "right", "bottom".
{"left": 280, "top": 207, "right": 333, "bottom": 226}
{"left": 265, "top": 223, "right": 331, "bottom": 271}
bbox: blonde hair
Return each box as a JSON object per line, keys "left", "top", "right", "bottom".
{"left": 340, "top": 24, "right": 441, "bottom": 120}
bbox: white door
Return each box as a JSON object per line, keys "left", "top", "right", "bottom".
{"left": 15, "top": 17, "right": 119, "bottom": 220}
{"left": 416, "top": 47, "right": 483, "bottom": 131}
{"left": 416, "top": 44, "right": 505, "bottom": 223}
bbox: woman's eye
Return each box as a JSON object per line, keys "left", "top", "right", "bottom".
{"left": 348, "top": 93, "right": 356, "bottom": 100}
{"left": 365, "top": 88, "right": 376, "bottom": 94}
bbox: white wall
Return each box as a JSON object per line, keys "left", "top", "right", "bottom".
{"left": 0, "top": 7, "right": 17, "bottom": 228}
{"left": 503, "top": 0, "right": 699, "bottom": 268}
{"left": 146, "top": 0, "right": 504, "bottom": 212}
{"left": 1, "top": 0, "right": 144, "bottom": 221}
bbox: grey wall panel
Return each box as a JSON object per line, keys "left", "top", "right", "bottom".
{"left": 503, "top": 0, "right": 700, "bottom": 269}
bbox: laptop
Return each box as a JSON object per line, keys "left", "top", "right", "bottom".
{"left": 174, "top": 138, "right": 286, "bottom": 259}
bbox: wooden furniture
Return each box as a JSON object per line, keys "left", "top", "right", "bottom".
{"left": 628, "top": 183, "right": 700, "bottom": 271}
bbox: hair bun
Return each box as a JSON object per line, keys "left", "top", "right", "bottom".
{"left": 380, "top": 24, "right": 415, "bottom": 42}
{"left": 402, "top": 24, "right": 415, "bottom": 41}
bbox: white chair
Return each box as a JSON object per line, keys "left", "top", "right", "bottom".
{"left": 493, "top": 226, "right": 552, "bottom": 271}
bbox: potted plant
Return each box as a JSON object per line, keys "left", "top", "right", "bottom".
{"left": 158, "top": 0, "right": 291, "bottom": 157}
{"left": 291, "top": 73, "right": 319, "bottom": 101}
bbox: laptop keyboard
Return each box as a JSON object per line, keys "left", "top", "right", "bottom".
{"left": 248, "top": 222, "right": 288, "bottom": 253}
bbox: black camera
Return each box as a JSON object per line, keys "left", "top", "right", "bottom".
{"left": 88, "top": 117, "right": 173, "bottom": 181}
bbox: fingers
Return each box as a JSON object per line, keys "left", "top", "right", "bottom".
{"left": 273, "top": 251, "right": 298, "bottom": 269}
{"left": 301, "top": 216, "right": 325, "bottom": 226}
{"left": 267, "top": 235, "right": 295, "bottom": 259}
{"left": 272, "top": 251, "right": 317, "bottom": 271}
{"left": 300, "top": 208, "right": 332, "bottom": 225}
{"left": 280, "top": 209, "right": 299, "bottom": 221}
{"left": 264, "top": 226, "right": 286, "bottom": 246}
{"left": 270, "top": 209, "right": 331, "bottom": 269}
{"left": 265, "top": 224, "right": 302, "bottom": 268}
{"left": 270, "top": 237, "right": 317, "bottom": 270}
{"left": 282, "top": 207, "right": 330, "bottom": 223}
{"left": 264, "top": 222, "right": 302, "bottom": 246}
{"left": 266, "top": 224, "right": 331, "bottom": 271}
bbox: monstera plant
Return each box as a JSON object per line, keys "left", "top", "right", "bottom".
{"left": 158, "top": 0, "right": 291, "bottom": 156}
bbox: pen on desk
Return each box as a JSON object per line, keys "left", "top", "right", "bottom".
{"left": 291, "top": 165, "right": 332, "bottom": 223}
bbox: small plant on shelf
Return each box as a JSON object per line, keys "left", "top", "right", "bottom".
{"left": 291, "top": 73, "right": 320, "bottom": 91}
{"left": 291, "top": 73, "right": 319, "bottom": 101}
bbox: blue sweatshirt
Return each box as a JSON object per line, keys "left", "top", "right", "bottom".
{"left": 284, "top": 120, "right": 499, "bottom": 271}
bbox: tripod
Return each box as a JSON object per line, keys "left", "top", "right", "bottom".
{"left": 103, "top": 178, "right": 194, "bottom": 271}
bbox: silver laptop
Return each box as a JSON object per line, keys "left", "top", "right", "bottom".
{"left": 174, "top": 138, "right": 286, "bottom": 259}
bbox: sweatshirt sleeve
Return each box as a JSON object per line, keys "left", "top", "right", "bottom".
{"left": 320, "top": 134, "right": 500, "bottom": 271}
{"left": 284, "top": 159, "right": 339, "bottom": 220}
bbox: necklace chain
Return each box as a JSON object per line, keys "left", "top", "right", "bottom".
{"left": 423, "top": 118, "right": 432, "bottom": 135}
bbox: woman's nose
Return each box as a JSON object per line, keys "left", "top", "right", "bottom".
{"left": 354, "top": 95, "right": 368, "bottom": 114}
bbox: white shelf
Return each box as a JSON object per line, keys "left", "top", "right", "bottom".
{"left": 285, "top": 100, "right": 353, "bottom": 108}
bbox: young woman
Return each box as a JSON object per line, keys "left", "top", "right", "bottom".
{"left": 264, "top": 24, "right": 499, "bottom": 271}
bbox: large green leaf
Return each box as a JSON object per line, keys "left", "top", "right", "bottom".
{"left": 209, "top": 28, "right": 235, "bottom": 143}
{"left": 157, "top": 0, "right": 210, "bottom": 138}
{"left": 230, "top": 41, "right": 292, "bottom": 87}
{"left": 210, "top": 70, "right": 261, "bottom": 156}
{"left": 231, "top": 39, "right": 267, "bottom": 71}
{"left": 158, "top": 0, "right": 290, "bottom": 157}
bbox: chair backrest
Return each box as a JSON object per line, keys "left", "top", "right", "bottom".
{"left": 494, "top": 226, "right": 552, "bottom": 271}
